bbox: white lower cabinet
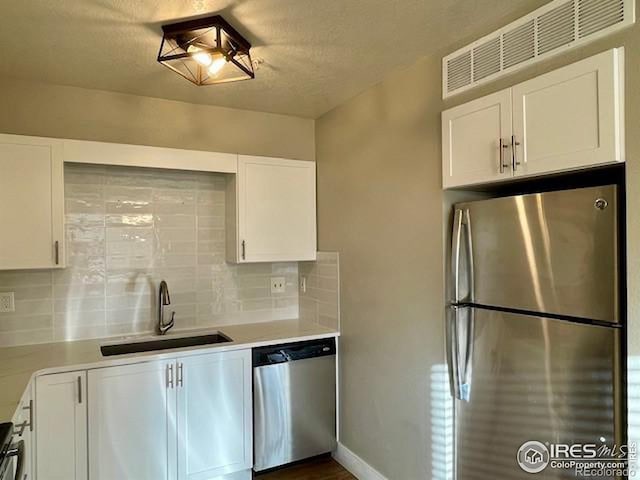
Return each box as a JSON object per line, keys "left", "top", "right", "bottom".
{"left": 34, "top": 350, "right": 251, "bottom": 480}
{"left": 88, "top": 360, "right": 177, "bottom": 480}
{"left": 71, "top": 349, "right": 251, "bottom": 480}
{"left": 35, "top": 372, "right": 87, "bottom": 480}
{"left": 177, "top": 351, "right": 252, "bottom": 480}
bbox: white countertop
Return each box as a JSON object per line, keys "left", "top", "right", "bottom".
{"left": 0, "top": 319, "right": 339, "bottom": 421}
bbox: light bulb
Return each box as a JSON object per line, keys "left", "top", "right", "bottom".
{"left": 209, "top": 56, "right": 227, "bottom": 76}
{"left": 187, "top": 45, "right": 212, "bottom": 67}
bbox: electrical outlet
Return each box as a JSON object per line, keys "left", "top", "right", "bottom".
{"left": 0, "top": 292, "right": 15, "bottom": 313}
{"left": 300, "top": 276, "right": 307, "bottom": 293}
{"left": 270, "top": 277, "right": 286, "bottom": 294}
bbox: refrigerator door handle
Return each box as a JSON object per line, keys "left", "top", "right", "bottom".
{"left": 449, "top": 208, "right": 474, "bottom": 401}
{"left": 446, "top": 305, "right": 462, "bottom": 400}
{"left": 460, "top": 306, "right": 474, "bottom": 401}
{"left": 452, "top": 209, "right": 463, "bottom": 303}
{"left": 463, "top": 209, "right": 474, "bottom": 302}
{"left": 459, "top": 209, "right": 474, "bottom": 401}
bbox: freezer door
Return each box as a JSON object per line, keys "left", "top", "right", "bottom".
{"left": 455, "top": 308, "right": 621, "bottom": 479}
{"left": 454, "top": 185, "right": 619, "bottom": 323}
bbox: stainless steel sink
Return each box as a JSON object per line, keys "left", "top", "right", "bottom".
{"left": 100, "top": 332, "right": 232, "bottom": 356}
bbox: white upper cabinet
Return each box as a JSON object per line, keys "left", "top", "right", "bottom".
{"left": 442, "top": 48, "right": 625, "bottom": 189}
{"left": 88, "top": 361, "right": 177, "bottom": 480}
{"left": 227, "top": 155, "right": 317, "bottom": 263}
{"left": 442, "top": 89, "right": 513, "bottom": 189}
{"left": 36, "top": 371, "right": 87, "bottom": 480}
{"left": 0, "top": 134, "right": 65, "bottom": 269}
{"left": 512, "top": 48, "right": 625, "bottom": 177}
{"left": 176, "top": 350, "right": 252, "bottom": 480}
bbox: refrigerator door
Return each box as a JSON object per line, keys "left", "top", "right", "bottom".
{"left": 454, "top": 185, "right": 619, "bottom": 323}
{"left": 455, "top": 308, "right": 621, "bottom": 479}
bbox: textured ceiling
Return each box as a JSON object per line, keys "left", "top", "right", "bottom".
{"left": 0, "top": 0, "right": 549, "bottom": 118}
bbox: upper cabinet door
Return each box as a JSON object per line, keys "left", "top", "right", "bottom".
{"left": 0, "top": 134, "right": 65, "bottom": 269}
{"left": 231, "top": 156, "right": 317, "bottom": 263}
{"left": 512, "top": 48, "right": 625, "bottom": 178}
{"left": 88, "top": 361, "right": 177, "bottom": 480}
{"left": 442, "top": 89, "right": 513, "bottom": 189}
{"left": 36, "top": 371, "right": 87, "bottom": 480}
{"left": 176, "top": 350, "right": 252, "bottom": 480}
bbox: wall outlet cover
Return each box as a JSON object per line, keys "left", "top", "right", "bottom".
{"left": 270, "top": 277, "right": 286, "bottom": 294}
{"left": 0, "top": 292, "right": 15, "bottom": 313}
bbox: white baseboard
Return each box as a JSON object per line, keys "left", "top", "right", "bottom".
{"left": 333, "top": 442, "right": 389, "bottom": 480}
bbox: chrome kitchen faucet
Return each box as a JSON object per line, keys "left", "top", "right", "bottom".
{"left": 158, "top": 280, "right": 175, "bottom": 335}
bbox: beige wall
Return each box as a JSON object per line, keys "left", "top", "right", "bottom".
{"left": 316, "top": 16, "right": 640, "bottom": 480}
{"left": 0, "top": 77, "right": 315, "bottom": 161}
{"left": 316, "top": 53, "right": 445, "bottom": 478}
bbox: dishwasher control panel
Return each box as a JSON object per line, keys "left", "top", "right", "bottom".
{"left": 252, "top": 337, "right": 336, "bottom": 366}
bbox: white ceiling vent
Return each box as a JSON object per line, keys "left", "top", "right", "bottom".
{"left": 443, "top": 0, "right": 634, "bottom": 98}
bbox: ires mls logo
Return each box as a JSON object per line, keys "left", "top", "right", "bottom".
{"left": 517, "top": 441, "right": 550, "bottom": 473}
{"left": 517, "top": 439, "right": 636, "bottom": 476}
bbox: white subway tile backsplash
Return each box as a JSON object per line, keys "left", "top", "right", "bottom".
{"left": 0, "top": 314, "right": 53, "bottom": 332}
{"left": 55, "top": 310, "right": 105, "bottom": 327}
{"left": 0, "top": 163, "right": 300, "bottom": 346}
{"left": 299, "top": 252, "right": 340, "bottom": 331}
{"left": 1, "top": 286, "right": 52, "bottom": 300}
{"left": 0, "top": 272, "right": 52, "bottom": 287}
{"left": 4, "top": 329, "right": 54, "bottom": 345}
{"left": 54, "top": 296, "right": 105, "bottom": 313}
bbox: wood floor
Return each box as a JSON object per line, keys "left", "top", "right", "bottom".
{"left": 254, "top": 456, "right": 356, "bottom": 480}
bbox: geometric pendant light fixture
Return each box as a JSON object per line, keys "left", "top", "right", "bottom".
{"left": 158, "top": 15, "right": 254, "bottom": 85}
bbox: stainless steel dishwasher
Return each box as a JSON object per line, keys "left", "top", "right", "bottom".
{"left": 253, "top": 338, "right": 336, "bottom": 472}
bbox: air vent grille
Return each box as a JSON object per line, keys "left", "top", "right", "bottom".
{"left": 443, "top": 0, "right": 634, "bottom": 98}
{"left": 472, "top": 38, "right": 501, "bottom": 81}
{"left": 538, "top": 2, "right": 576, "bottom": 54}
{"left": 503, "top": 20, "right": 536, "bottom": 69}
{"left": 579, "top": 0, "right": 625, "bottom": 37}
{"left": 446, "top": 51, "right": 472, "bottom": 92}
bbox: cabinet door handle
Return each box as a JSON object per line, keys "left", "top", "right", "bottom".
{"left": 14, "top": 400, "right": 33, "bottom": 436}
{"left": 54, "top": 241, "right": 60, "bottom": 265}
{"left": 512, "top": 135, "right": 522, "bottom": 171}
{"left": 13, "top": 400, "right": 33, "bottom": 437}
{"left": 13, "top": 422, "right": 29, "bottom": 437}
{"left": 167, "top": 364, "right": 174, "bottom": 389}
{"left": 241, "top": 240, "right": 246, "bottom": 260}
{"left": 499, "top": 138, "right": 510, "bottom": 174}
{"left": 77, "top": 376, "right": 82, "bottom": 404}
{"left": 25, "top": 400, "right": 33, "bottom": 432}
{"left": 177, "top": 363, "right": 183, "bottom": 388}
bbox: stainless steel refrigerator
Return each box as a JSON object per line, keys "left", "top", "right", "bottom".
{"left": 447, "top": 185, "right": 623, "bottom": 479}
